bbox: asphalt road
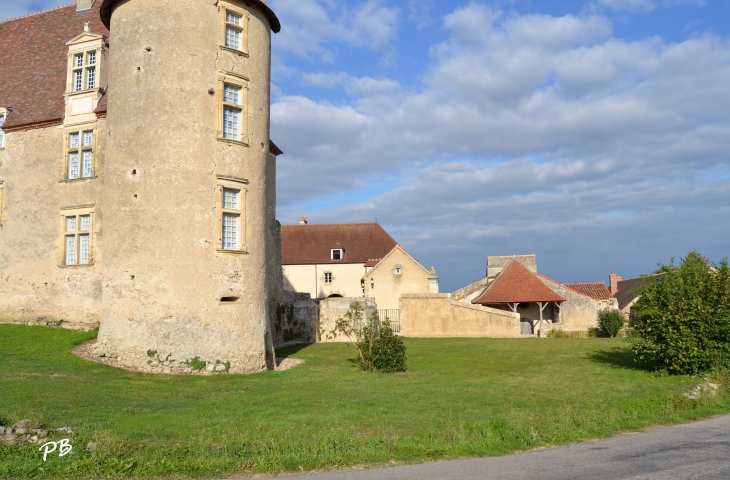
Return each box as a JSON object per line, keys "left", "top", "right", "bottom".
{"left": 243, "top": 414, "right": 730, "bottom": 480}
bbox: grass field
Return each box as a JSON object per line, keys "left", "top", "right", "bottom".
{"left": 1, "top": 324, "right": 728, "bottom": 479}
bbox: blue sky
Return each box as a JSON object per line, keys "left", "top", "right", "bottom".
{"left": 3, "top": 0, "right": 730, "bottom": 291}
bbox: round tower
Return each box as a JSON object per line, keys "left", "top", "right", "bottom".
{"left": 97, "top": 0, "right": 280, "bottom": 373}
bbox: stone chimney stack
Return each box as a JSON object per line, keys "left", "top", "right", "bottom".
{"left": 76, "top": 0, "right": 95, "bottom": 12}
{"left": 428, "top": 267, "right": 440, "bottom": 294}
{"left": 299, "top": 217, "right": 308, "bottom": 225}
{"left": 609, "top": 270, "right": 622, "bottom": 295}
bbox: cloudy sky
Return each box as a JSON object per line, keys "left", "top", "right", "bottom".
{"left": 4, "top": 0, "right": 730, "bottom": 291}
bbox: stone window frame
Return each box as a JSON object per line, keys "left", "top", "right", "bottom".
{"left": 215, "top": 175, "right": 248, "bottom": 255}
{"left": 0, "top": 181, "right": 4, "bottom": 227}
{"left": 61, "top": 124, "right": 98, "bottom": 182}
{"left": 59, "top": 204, "right": 95, "bottom": 268}
{"left": 216, "top": 71, "right": 249, "bottom": 146}
{"left": 218, "top": 1, "right": 250, "bottom": 57}
{"left": 324, "top": 271, "right": 333, "bottom": 284}
{"left": 394, "top": 264, "right": 403, "bottom": 275}
{"left": 68, "top": 49, "right": 99, "bottom": 93}
{"left": 0, "top": 107, "right": 7, "bottom": 149}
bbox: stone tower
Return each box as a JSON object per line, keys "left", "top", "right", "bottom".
{"left": 97, "top": 0, "right": 281, "bottom": 373}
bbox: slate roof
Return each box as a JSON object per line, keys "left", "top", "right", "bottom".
{"left": 473, "top": 260, "right": 566, "bottom": 305}
{"left": 0, "top": 3, "right": 109, "bottom": 130}
{"left": 281, "top": 223, "right": 398, "bottom": 265}
{"left": 614, "top": 274, "right": 665, "bottom": 310}
{"left": 563, "top": 282, "right": 613, "bottom": 301}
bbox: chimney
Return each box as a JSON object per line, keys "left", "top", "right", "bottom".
{"left": 609, "top": 270, "right": 622, "bottom": 295}
{"left": 299, "top": 217, "right": 307, "bottom": 225}
{"left": 76, "top": 0, "right": 96, "bottom": 12}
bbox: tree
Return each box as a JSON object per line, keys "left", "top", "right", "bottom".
{"left": 333, "top": 301, "right": 407, "bottom": 372}
{"left": 630, "top": 251, "right": 730, "bottom": 375}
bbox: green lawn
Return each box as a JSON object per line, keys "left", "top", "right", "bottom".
{"left": 1, "top": 324, "right": 728, "bottom": 479}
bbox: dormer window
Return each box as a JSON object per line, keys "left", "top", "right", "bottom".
{"left": 0, "top": 111, "right": 6, "bottom": 149}
{"left": 71, "top": 51, "right": 98, "bottom": 92}
{"left": 331, "top": 249, "right": 343, "bottom": 261}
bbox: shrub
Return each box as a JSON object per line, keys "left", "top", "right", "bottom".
{"left": 598, "top": 309, "right": 625, "bottom": 337}
{"left": 333, "top": 302, "right": 407, "bottom": 372}
{"left": 630, "top": 251, "right": 730, "bottom": 375}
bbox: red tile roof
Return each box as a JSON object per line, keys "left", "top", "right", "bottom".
{"left": 0, "top": 3, "right": 109, "bottom": 130}
{"left": 281, "top": 223, "right": 398, "bottom": 265}
{"left": 563, "top": 282, "right": 613, "bottom": 300}
{"left": 473, "top": 260, "right": 566, "bottom": 305}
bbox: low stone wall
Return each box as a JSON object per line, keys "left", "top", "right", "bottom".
{"left": 400, "top": 294, "right": 520, "bottom": 338}
{"left": 317, "top": 297, "right": 377, "bottom": 342}
{"left": 272, "top": 290, "right": 319, "bottom": 346}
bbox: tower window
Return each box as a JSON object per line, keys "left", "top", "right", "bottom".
{"left": 216, "top": 177, "right": 248, "bottom": 254}
{"left": 217, "top": 73, "right": 248, "bottom": 145}
{"left": 219, "top": 3, "right": 248, "bottom": 55}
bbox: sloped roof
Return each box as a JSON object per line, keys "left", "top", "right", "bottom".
{"left": 99, "top": 0, "right": 281, "bottom": 32}
{"left": 563, "top": 282, "right": 613, "bottom": 301}
{"left": 0, "top": 3, "right": 109, "bottom": 130}
{"left": 281, "top": 223, "right": 398, "bottom": 265}
{"left": 473, "top": 260, "right": 566, "bottom": 305}
{"left": 614, "top": 274, "right": 665, "bottom": 310}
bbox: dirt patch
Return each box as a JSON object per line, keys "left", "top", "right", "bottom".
{"left": 276, "top": 357, "right": 305, "bottom": 371}
{"left": 72, "top": 339, "right": 137, "bottom": 371}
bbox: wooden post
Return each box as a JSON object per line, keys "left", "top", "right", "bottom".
{"left": 538, "top": 302, "right": 547, "bottom": 336}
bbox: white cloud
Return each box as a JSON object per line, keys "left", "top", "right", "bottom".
{"left": 598, "top": 0, "right": 656, "bottom": 12}
{"left": 269, "top": 0, "right": 399, "bottom": 61}
{"left": 272, "top": 5, "right": 730, "bottom": 289}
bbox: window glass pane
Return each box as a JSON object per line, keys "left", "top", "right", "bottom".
{"left": 68, "top": 153, "right": 79, "bottom": 179}
{"left": 69, "top": 132, "right": 80, "bottom": 148}
{"left": 75, "top": 54, "right": 83, "bottom": 67}
{"left": 87, "top": 68, "right": 96, "bottom": 89}
{"left": 226, "top": 12, "right": 242, "bottom": 25}
{"left": 224, "top": 84, "right": 241, "bottom": 105}
{"left": 225, "top": 26, "right": 241, "bottom": 50}
{"left": 80, "top": 215, "right": 91, "bottom": 231}
{"left": 74, "top": 70, "right": 83, "bottom": 91}
{"left": 66, "top": 216, "right": 77, "bottom": 232}
{"left": 83, "top": 131, "right": 93, "bottom": 146}
{"left": 222, "top": 213, "right": 239, "bottom": 250}
{"left": 223, "top": 107, "right": 240, "bottom": 140}
{"left": 82, "top": 151, "right": 93, "bottom": 177}
{"left": 223, "top": 188, "right": 239, "bottom": 209}
{"left": 65, "top": 236, "right": 76, "bottom": 265}
{"left": 88, "top": 51, "right": 96, "bottom": 65}
{"left": 79, "top": 234, "right": 90, "bottom": 264}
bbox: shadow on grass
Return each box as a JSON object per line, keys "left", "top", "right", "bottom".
{"left": 588, "top": 346, "right": 658, "bottom": 372}
{"left": 275, "top": 343, "right": 314, "bottom": 358}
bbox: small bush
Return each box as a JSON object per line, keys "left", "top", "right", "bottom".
{"left": 333, "top": 302, "right": 407, "bottom": 372}
{"left": 546, "top": 329, "right": 585, "bottom": 338}
{"left": 184, "top": 356, "right": 207, "bottom": 372}
{"left": 598, "top": 309, "right": 625, "bottom": 338}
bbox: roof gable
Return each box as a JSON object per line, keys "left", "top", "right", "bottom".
{"left": 0, "top": 3, "right": 109, "bottom": 130}
{"left": 363, "top": 245, "right": 430, "bottom": 279}
{"left": 473, "top": 260, "right": 566, "bottom": 305}
{"left": 281, "top": 223, "right": 398, "bottom": 265}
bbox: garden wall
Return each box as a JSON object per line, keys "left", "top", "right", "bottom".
{"left": 317, "top": 297, "right": 377, "bottom": 342}
{"left": 400, "top": 294, "right": 521, "bottom": 338}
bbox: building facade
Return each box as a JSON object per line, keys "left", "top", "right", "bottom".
{"left": 0, "top": 0, "right": 283, "bottom": 374}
